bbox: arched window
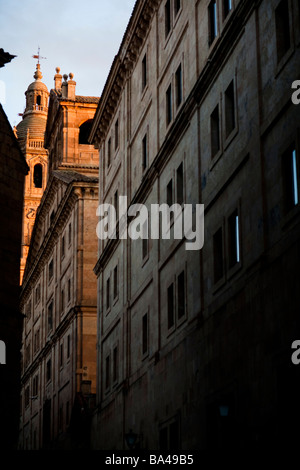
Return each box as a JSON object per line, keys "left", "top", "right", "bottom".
{"left": 79, "top": 119, "right": 93, "bottom": 144}
{"left": 33, "top": 164, "right": 43, "bottom": 188}
{"left": 36, "top": 95, "right": 41, "bottom": 106}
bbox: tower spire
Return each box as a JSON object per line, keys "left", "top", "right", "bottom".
{"left": 32, "top": 46, "right": 46, "bottom": 65}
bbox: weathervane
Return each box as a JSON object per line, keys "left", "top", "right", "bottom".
{"left": 32, "top": 46, "right": 46, "bottom": 65}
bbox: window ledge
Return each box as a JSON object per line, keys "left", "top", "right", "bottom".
{"left": 275, "top": 45, "right": 295, "bottom": 79}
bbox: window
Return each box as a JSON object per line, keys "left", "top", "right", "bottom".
{"left": 113, "top": 265, "right": 118, "bottom": 300}
{"left": 223, "top": 0, "right": 232, "bottom": 19}
{"left": 177, "top": 271, "right": 185, "bottom": 320}
{"left": 228, "top": 210, "right": 240, "bottom": 268}
{"left": 167, "top": 179, "right": 173, "bottom": 207}
{"left": 211, "top": 104, "right": 220, "bottom": 158}
{"left": 48, "top": 301, "right": 53, "bottom": 333}
{"left": 68, "top": 223, "right": 72, "bottom": 245}
{"left": 36, "top": 95, "right": 41, "bottom": 106}
{"left": 61, "top": 289, "right": 65, "bottom": 313}
{"left": 46, "top": 358, "right": 52, "bottom": 382}
{"left": 209, "top": 0, "right": 218, "bottom": 45}
{"left": 142, "top": 312, "right": 148, "bottom": 355}
{"left": 60, "top": 343, "right": 63, "bottom": 367}
{"left": 142, "top": 220, "right": 149, "bottom": 260}
{"left": 34, "top": 329, "right": 40, "bottom": 353}
{"left": 113, "top": 346, "right": 118, "bottom": 383}
{"left": 26, "top": 299, "right": 32, "bottom": 320}
{"left": 61, "top": 236, "right": 65, "bottom": 258}
{"left": 107, "top": 137, "right": 111, "bottom": 167}
{"left": 25, "top": 386, "right": 30, "bottom": 408}
{"left": 174, "top": 0, "right": 181, "bottom": 17}
{"left": 166, "top": 84, "right": 172, "bottom": 125}
{"left": 106, "top": 277, "right": 110, "bottom": 310}
{"left": 114, "top": 189, "right": 119, "bottom": 222}
{"left": 176, "top": 163, "right": 184, "bottom": 205}
{"left": 33, "top": 164, "right": 43, "bottom": 188}
{"left": 275, "top": 0, "right": 291, "bottom": 63}
{"left": 48, "top": 259, "right": 53, "bottom": 281}
{"left": 167, "top": 283, "right": 174, "bottom": 329}
{"left": 33, "top": 374, "right": 39, "bottom": 396}
{"left": 142, "top": 133, "right": 148, "bottom": 171}
{"left": 282, "top": 146, "right": 299, "bottom": 212}
{"left": 159, "top": 417, "right": 180, "bottom": 450}
{"left": 142, "top": 53, "right": 147, "bottom": 90}
{"left": 105, "top": 355, "right": 110, "bottom": 390}
{"left": 213, "top": 227, "right": 224, "bottom": 283}
{"left": 175, "top": 64, "right": 182, "bottom": 108}
{"left": 115, "top": 119, "right": 119, "bottom": 150}
{"left": 50, "top": 210, "right": 55, "bottom": 225}
{"left": 79, "top": 119, "right": 93, "bottom": 144}
{"left": 225, "top": 80, "right": 235, "bottom": 138}
{"left": 67, "top": 334, "right": 70, "bottom": 359}
{"left": 68, "top": 278, "right": 71, "bottom": 303}
{"left": 35, "top": 283, "right": 41, "bottom": 305}
{"left": 165, "top": 0, "right": 172, "bottom": 37}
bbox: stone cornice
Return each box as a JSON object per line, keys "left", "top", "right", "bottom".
{"left": 90, "top": 0, "right": 159, "bottom": 147}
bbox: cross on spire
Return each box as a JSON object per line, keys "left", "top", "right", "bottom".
{"left": 32, "top": 46, "right": 46, "bottom": 65}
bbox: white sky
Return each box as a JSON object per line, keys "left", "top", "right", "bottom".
{"left": 0, "top": 0, "right": 136, "bottom": 126}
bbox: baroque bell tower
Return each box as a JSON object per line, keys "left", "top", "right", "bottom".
{"left": 16, "top": 59, "right": 49, "bottom": 283}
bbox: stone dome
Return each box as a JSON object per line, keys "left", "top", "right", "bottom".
{"left": 16, "top": 114, "right": 47, "bottom": 142}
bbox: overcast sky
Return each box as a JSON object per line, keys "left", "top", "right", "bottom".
{"left": 0, "top": 0, "right": 136, "bottom": 127}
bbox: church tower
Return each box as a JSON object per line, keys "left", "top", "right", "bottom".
{"left": 16, "top": 62, "right": 49, "bottom": 283}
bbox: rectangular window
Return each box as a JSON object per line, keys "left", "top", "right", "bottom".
{"left": 61, "top": 289, "right": 65, "bottom": 313}
{"left": 211, "top": 104, "right": 220, "bottom": 158}
{"left": 46, "top": 358, "right": 52, "bottom": 382}
{"left": 175, "top": 64, "right": 182, "bottom": 108}
{"left": 26, "top": 299, "right": 32, "bottom": 319}
{"left": 223, "top": 0, "right": 232, "bottom": 19}
{"left": 48, "top": 301, "right": 53, "bottom": 333}
{"left": 142, "top": 220, "right": 149, "bottom": 260}
{"left": 166, "top": 84, "right": 172, "bottom": 125}
{"left": 113, "top": 346, "right": 118, "bottom": 383}
{"left": 33, "top": 374, "right": 38, "bottom": 396}
{"left": 275, "top": 0, "right": 291, "bottom": 63}
{"left": 114, "top": 189, "right": 119, "bottom": 222}
{"left": 209, "top": 0, "right": 218, "bottom": 44}
{"left": 48, "top": 259, "right": 53, "bottom": 281}
{"left": 142, "top": 312, "right": 148, "bottom": 355}
{"left": 165, "top": 0, "right": 172, "bottom": 37}
{"left": 167, "top": 179, "right": 173, "bottom": 207}
{"left": 167, "top": 283, "right": 174, "bottom": 329}
{"left": 225, "top": 80, "right": 235, "bottom": 138}
{"left": 105, "top": 355, "right": 110, "bottom": 390}
{"left": 115, "top": 119, "right": 119, "bottom": 150}
{"left": 34, "top": 329, "right": 40, "bottom": 353}
{"left": 25, "top": 386, "right": 30, "bottom": 408}
{"left": 174, "top": 0, "right": 181, "bottom": 17}
{"left": 176, "top": 163, "right": 184, "bottom": 205}
{"left": 106, "top": 277, "right": 110, "bottom": 310}
{"left": 60, "top": 343, "right": 63, "bottom": 367}
{"left": 177, "top": 271, "right": 185, "bottom": 320}
{"left": 107, "top": 137, "right": 111, "bottom": 167}
{"left": 213, "top": 227, "right": 224, "bottom": 283}
{"left": 68, "top": 278, "right": 71, "bottom": 303}
{"left": 68, "top": 223, "right": 72, "bottom": 245}
{"left": 35, "top": 283, "right": 41, "bottom": 305}
{"left": 142, "top": 53, "right": 147, "bottom": 90}
{"left": 50, "top": 210, "right": 55, "bottom": 225}
{"left": 61, "top": 236, "right": 65, "bottom": 258}
{"left": 228, "top": 210, "right": 240, "bottom": 268}
{"left": 283, "top": 146, "right": 299, "bottom": 212}
{"left": 142, "top": 133, "right": 148, "bottom": 171}
{"left": 67, "top": 334, "right": 70, "bottom": 359}
{"left": 113, "top": 265, "right": 118, "bottom": 300}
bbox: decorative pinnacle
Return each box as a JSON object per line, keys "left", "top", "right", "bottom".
{"left": 34, "top": 63, "right": 43, "bottom": 81}
{"left": 63, "top": 74, "right": 68, "bottom": 82}
{"left": 69, "top": 72, "right": 74, "bottom": 80}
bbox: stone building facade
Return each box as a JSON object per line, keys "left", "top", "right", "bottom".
{"left": 16, "top": 63, "right": 49, "bottom": 284}
{"left": 18, "top": 70, "right": 99, "bottom": 449}
{"left": 0, "top": 102, "right": 28, "bottom": 450}
{"left": 90, "top": 0, "right": 300, "bottom": 450}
